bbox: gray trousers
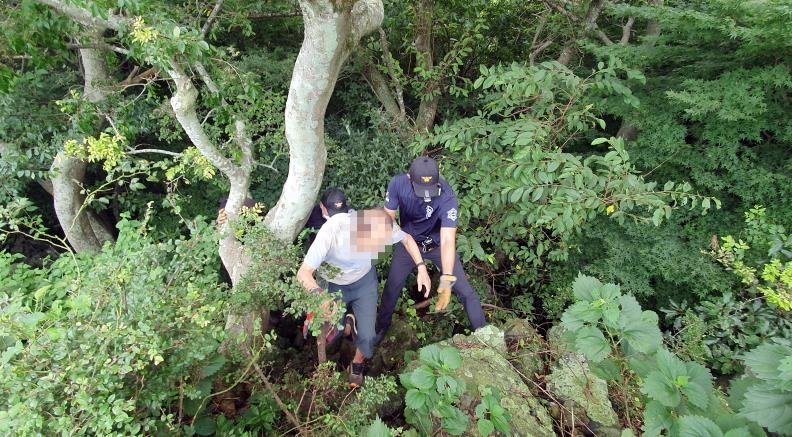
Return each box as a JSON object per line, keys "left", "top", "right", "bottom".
{"left": 328, "top": 268, "right": 378, "bottom": 358}
{"left": 375, "top": 242, "right": 486, "bottom": 335}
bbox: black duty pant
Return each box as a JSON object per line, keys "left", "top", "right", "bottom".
{"left": 375, "top": 241, "right": 486, "bottom": 335}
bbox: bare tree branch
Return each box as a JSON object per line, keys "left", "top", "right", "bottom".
{"left": 530, "top": 40, "right": 554, "bottom": 66}
{"left": 379, "top": 28, "right": 405, "bottom": 120}
{"left": 620, "top": 17, "right": 635, "bottom": 44}
{"left": 201, "top": 0, "right": 226, "bottom": 36}
{"left": 558, "top": 0, "right": 605, "bottom": 66}
{"left": 646, "top": 0, "right": 664, "bottom": 41}
{"left": 67, "top": 42, "right": 129, "bottom": 55}
{"left": 117, "top": 66, "right": 160, "bottom": 87}
{"left": 531, "top": 10, "right": 549, "bottom": 51}
{"left": 35, "top": 0, "right": 130, "bottom": 31}
{"left": 413, "top": 0, "right": 438, "bottom": 133}
{"left": 596, "top": 29, "right": 613, "bottom": 45}
{"left": 167, "top": 62, "right": 243, "bottom": 182}
{"left": 193, "top": 62, "right": 220, "bottom": 94}
{"left": 361, "top": 60, "right": 404, "bottom": 123}
{"left": 248, "top": 11, "right": 302, "bottom": 19}
{"left": 127, "top": 148, "right": 182, "bottom": 157}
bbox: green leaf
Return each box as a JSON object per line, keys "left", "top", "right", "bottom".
{"left": 439, "top": 347, "right": 462, "bottom": 370}
{"left": 618, "top": 295, "right": 662, "bottom": 354}
{"left": 436, "top": 375, "right": 460, "bottom": 396}
{"left": 572, "top": 274, "right": 604, "bottom": 301}
{"left": 410, "top": 366, "right": 436, "bottom": 390}
{"left": 682, "top": 362, "right": 713, "bottom": 411}
{"left": 643, "top": 369, "right": 681, "bottom": 407}
{"left": 643, "top": 400, "right": 673, "bottom": 437}
{"left": 420, "top": 345, "right": 442, "bottom": 368}
{"left": 591, "top": 137, "right": 609, "bottom": 146}
{"left": 739, "top": 386, "right": 792, "bottom": 435}
{"left": 365, "top": 417, "right": 392, "bottom": 437}
{"left": 405, "top": 389, "right": 427, "bottom": 411}
{"left": 532, "top": 186, "right": 544, "bottom": 202}
{"left": 440, "top": 406, "right": 470, "bottom": 436}
{"left": 742, "top": 342, "right": 792, "bottom": 382}
{"left": 644, "top": 372, "right": 681, "bottom": 408}
{"left": 491, "top": 411, "right": 510, "bottom": 432}
{"left": 561, "top": 301, "right": 601, "bottom": 330}
{"left": 574, "top": 326, "right": 611, "bottom": 362}
{"left": 590, "top": 358, "right": 622, "bottom": 381}
{"left": 193, "top": 416, "right": 216, "bottom": 436}
{"left": 727, "top": 376, "right": 758, "bottom": 411}
{"left": 400, "top": 372, "right": 416, "bottom": 389}
{"left": 678, "top": 415, "right": 724, "bottom": 437}
{"left": 477, "top": 418, "right": 495, "bottom": 436}
{"left": 199, "top": 354, "right": 226, "bottom": 378}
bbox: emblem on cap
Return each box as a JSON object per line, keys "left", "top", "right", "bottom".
{"left": 421, "top": 176, "right": 433, "bottom": 183}
{"left": 334, "top": 201, "right": 343, "bottom": 209}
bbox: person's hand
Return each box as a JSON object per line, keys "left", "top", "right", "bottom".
{"left": 416, "top": 267, "right": 432, "bottom": 298}
{"left": 217, "top": 208, "right": 227, "bottom": 225}
{"left": 435, "top": 274, "right": 456, "bottom": 311}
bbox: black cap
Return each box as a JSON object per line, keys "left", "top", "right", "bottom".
{"left": 409, "top": 157, "right": 441, "bottom": 198}
{"left": 320, "top": 188, "right": 350, "bottom": 216}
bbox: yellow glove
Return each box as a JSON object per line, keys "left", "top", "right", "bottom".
{"left": 435, "top": 274, "right": 456, "bottom": 311}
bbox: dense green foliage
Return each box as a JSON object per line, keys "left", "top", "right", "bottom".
{"left": 560, "top": 274, "right": 766, "bottom": 436}
{"left": 0, "top": 218, "right": 226, "bottom": 434}
{"left": 1, "top": 0, "right": 791, "bottom": 435}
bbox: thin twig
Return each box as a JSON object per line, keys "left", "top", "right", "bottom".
{"left": 250, "top": 359, "right": 308, "bottom": 436}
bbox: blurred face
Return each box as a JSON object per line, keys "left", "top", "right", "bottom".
{"left": 352, "top": 211, "right": 392, "bottom": 256}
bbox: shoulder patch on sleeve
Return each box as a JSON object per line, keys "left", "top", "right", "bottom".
{"left": 447, "top": 208, "right": 458, "bottom": 222}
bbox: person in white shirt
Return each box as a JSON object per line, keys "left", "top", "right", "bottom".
{"left": 297, "top": 189, "right": 430, "bottom": 387}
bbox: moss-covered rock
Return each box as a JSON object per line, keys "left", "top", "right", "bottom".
{"left": 430, "top": 325, "right": 555, "bottom": 437}
{"left": 369, "top": 319, "right": 422, "bottom": 375}
{"left": 545, "top": 355, "right": 618, "bottom": 428}
{"left": 503, "top": 319, "right": 547, "bottom": 380}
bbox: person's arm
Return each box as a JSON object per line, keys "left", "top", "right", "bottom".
{"left": 439, "top": 226, "right": 457, "bottom": 276}
{"left": 435, "top": 188, "right": 460, "bottom": 311}
{"left": 384, "top": 207, "right": 397, "bottom": 222}
{"left": 297, "top": 263, "right": 322, "bottom": 292}
{"left": 401, "top": 234, "right": 432, "bottom": 297}
{"left": 300, "top": 224, "right": 333, "bottom": 292}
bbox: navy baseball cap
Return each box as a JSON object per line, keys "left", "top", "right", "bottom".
{"left": 320, "top": 188, "right": 350, "bottom": 216}
{"left": 409, "top": 157, "right": 441, "bottom": 198}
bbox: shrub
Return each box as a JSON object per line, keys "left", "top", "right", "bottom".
{"left": 0, "top": 218, "right": 227, "bottom": 435}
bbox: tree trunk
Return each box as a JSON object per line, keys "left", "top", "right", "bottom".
{"left": 51, "top": 33, "right": 115, "bottom": 253}
{"left": 361, "top": 60, "right": 406, "bottom": 126}
{"left": 167, "top": 63, "right": 261, "bottom": 349}
{"left": 413, "top": 0, "right": 438, "bottom": 133}
{"left": 264, "top": 0, "right": 384, "bottom": 240}
{"left": 617, "top": 0, "right": 664, "bottom": 141}
{"left": 558, "top": 0, "right": 605, "bottom": 66}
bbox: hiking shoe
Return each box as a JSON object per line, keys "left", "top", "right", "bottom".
{"left": 343, "top": 313, "right": 357, "bottom": 340}
{"left": 349, "top": 362, "right": 365, "bottom": 388}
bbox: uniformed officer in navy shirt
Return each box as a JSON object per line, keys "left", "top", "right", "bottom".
{"left": 376, "top": 157, "right": 486, "bottom": 338}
